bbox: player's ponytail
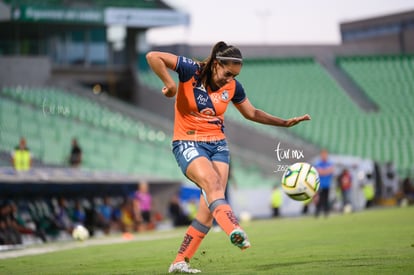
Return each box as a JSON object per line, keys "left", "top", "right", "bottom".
{"left": 211, "top": 41, "right": 228, "bottom": 58}
{"left": 215, "top": 42, "right": 243, "bottom": 65}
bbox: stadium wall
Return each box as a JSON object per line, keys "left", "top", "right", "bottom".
{"left": 0, "top": 56, "right": 51, "bottom": 87}
{"left": 404, "top": 28, "right": 414, "bottom": 52}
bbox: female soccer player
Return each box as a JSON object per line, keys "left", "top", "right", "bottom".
{"left": 146, "top": 41, "right": 310, "bottom": 273}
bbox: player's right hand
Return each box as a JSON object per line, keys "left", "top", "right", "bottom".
{"left": 162, "top": 86, "right": 177, "bottom": 98}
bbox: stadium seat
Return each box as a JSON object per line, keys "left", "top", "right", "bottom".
{"left": 337, "top": 55, "right": 414, "bottom": 174}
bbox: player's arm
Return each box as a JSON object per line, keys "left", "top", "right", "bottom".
{"left": 317, "top": 164, "right": 334, "bottom": 175}
{"left": 235, "top": 98, "right": 311, "bottom": 127}
{"left": 146, "top": 51, "right": 178, "bottom": 97}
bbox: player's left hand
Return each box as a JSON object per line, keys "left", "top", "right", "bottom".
{"left": 286, "top": 114, "right": 311, "bottom": 127}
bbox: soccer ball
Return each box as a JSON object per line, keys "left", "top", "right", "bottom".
{"left": 72, "top": 224, "right": 89, "bottom": 241}
{"left": 281, "top": 162, "right": 320, "bottom": 201}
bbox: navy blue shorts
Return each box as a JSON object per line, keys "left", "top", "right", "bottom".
{"left": 172, "top": 140, "right": 230, "bottom": 175}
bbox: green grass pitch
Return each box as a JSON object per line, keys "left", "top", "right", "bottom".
{"left": 1, "top": 206, "right": 413, "bottom": 274}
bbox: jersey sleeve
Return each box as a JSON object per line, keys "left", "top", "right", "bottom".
{"left": 175, "top": 56, "right": 199, "bottom": 83}
{"left": 232, "top": 80, "right": 247, "bottom": 104}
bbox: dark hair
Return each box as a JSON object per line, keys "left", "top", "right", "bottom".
{"left": 199, "top": 41, "right": 243, "bottom": 88}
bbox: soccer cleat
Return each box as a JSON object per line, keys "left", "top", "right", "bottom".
{"left": 230, "top": 228, "right": 251, "bottom": 250}
{"left": 168, "top": 261, "right": 201, "bottom": 273}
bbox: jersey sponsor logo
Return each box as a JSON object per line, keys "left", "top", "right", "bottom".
{"left": 196, "top": 94, "right": 209, "bottom": 106}
{"left": 217, "top": 145, "right": 229, "bottom": 152}
{"left": 221, "top": 90, "right": 229, "bottom": 101}
{"left": 210, "top": 90, "right": 230, "bottom": 104}
{"left": 200, "top": 107, "right": 216, "bottom": 116}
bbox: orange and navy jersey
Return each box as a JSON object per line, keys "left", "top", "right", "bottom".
{"left": 172, "top": 56, "right": 247, "bottom": 142}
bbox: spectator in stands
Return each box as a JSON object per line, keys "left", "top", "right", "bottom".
{"left": 72, "top": 199, "right": 86, "bottom": 225}
{"left": 25, "top": 199, "right": 60, "bottom": 240}
{"left": 168, "top": 193, "right": 191, "bottom": 227}
{"left": 81, "top": 198, "right": 98, "bottom": 237}
{"left": 147, "top": 41, "right": 310, "bottom": 273}
{"left": 11, "top": 137, "right": 32, "bottom": 171}
{"left": 362, "top": 182, "right": 375, "bottom": 208}
{"left": 270, "top": 185, "right": 283, "bottom": 218}
{"left": 0, "top": 200, "right": 22, "bottom": 245}
{"left": 69, "top": 138, "right": 82, "bottom": 167}
{"left": 401, "top": 177, "right": 414, "bottom": 205}
{"left": 53, "top": 197, "right": 74, "bottom": 234}
{"left": 314, "top": 149, "right": 335, "bottom": 218}
{"left": 120, "top": 197, "right": 135, "bottom": 234}
{"left": 110, "top": 198, "right": 123, "bottom": 233}
{"left": 96, "top": 196, "right": 114, "bottom": 235}
{"left": 0, "top": 200, "right": 46, "bottom": 244}
{"left": 185, "top": 198, "right": 198, "bottom": 221}
{"left": 133, "top": 181, "right": 154, "bottom": 231}
{"left": 384, "top": 161, "right": 399, "bottom": 198}
{"left": 338, "top": 168, "right": 353, "bottom": 211}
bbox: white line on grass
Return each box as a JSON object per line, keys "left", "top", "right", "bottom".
{"left": 0, "top": 232, "right": 182, "bottom": 260}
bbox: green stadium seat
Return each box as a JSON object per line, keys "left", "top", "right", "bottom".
{"left": 337, "top": 55, "right": 414, "bottom": 174}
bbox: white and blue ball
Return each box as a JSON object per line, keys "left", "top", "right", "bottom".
{"left": 281, "top": 162, "right": 320, "bottom": 201}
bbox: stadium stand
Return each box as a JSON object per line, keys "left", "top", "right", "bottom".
{"left": 337, "top": 55, "right": 414, "bottom": 176}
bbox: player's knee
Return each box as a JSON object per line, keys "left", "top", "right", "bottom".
{"left": 202, "top": 175, "right": 223, "bottom": 195}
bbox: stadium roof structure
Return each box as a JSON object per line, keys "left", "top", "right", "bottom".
{"left": 0, "top": 0, "right": 189, "bottom": 28}
{"left": 339, "top": 9, "right": 414, "bottom": 53}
